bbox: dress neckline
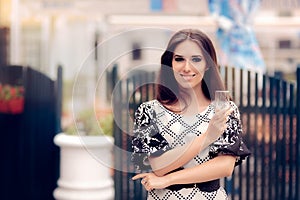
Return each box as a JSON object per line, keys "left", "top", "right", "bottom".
{"left": 153, "top": 99, "right": 212, "bottom": 117}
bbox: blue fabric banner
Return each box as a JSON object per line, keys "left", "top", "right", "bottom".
{"left": 209, "top": 0, "right": 265, "bottom": 72}
{"left": 151, "top": 0, "right": 163, "bottom": 11}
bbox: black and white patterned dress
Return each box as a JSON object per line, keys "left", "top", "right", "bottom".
{"left": 132, "top": 99, "right": 251, "bottom": 200}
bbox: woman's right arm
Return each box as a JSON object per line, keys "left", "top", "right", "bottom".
{"left": 149, "top": 106, "right": 233, "bottom": 176}
{"left": 149, "top": 132, "right": 211, "bottom": 176}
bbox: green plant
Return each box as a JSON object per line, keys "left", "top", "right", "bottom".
{"left": 98, "top": 114, "right": 113, "bottom": 137}
{"left": 64, "top": 109, "right": 113, "bottom": 136}
{"left": 0, "top": 84, "right": 24, "bottom": 100}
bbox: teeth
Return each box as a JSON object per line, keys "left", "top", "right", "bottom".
{"left": 181, "top": 74, "right": 195, "bottom": 77}
{"left": 180, "top": 74, "right": 195, "bottom": 80}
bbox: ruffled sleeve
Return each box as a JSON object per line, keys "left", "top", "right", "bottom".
{"left": 131, "top": 102, "right": 171, "bottom": 171}
{"left": 209, "top": 101, "right": 251, "bottom": 166}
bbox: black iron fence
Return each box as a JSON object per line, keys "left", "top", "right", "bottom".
{"left": 0, "top": 65, "right": 62, "bottom": 200}
{"left": 112, "top": 65, "right": 300, "bottom": 200}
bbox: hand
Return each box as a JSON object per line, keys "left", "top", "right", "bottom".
{"left": 205, "top": 106, "right": 233, "bottom": 143}
{"left": 132, "top": 172, "right": 170, "bottom": 191}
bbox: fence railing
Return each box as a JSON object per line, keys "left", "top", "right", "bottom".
{"left": 0, "top": 65, "right": 62, "bottom": 200}
{"left": 221, "top": 66, "right": 300, "bottom": 200}
{"left": 112, "top": 65, "right": 300, "bottom": 200}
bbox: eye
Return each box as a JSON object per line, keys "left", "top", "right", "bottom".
{"left": 174, "top": 57, "right": 185, "bottom": 62}
{"left": 191, "top": 57, "right": 202, "bottom": 62}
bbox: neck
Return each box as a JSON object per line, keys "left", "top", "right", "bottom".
{"left": 177, "top": 86, "right": 211, "bottom": 114}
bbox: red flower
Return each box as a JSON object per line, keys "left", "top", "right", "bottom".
{"left": 10, "top": 87, "right": 16, "bottom": 98}
{"left": 9, "top": 98, "right": 24, "bottom": 114}
{"left": 0, "top": 83, "right": 25, "bottom": 114}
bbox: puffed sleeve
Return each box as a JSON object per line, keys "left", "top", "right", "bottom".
{"left": 209, "top": 101, "right": 251, "bottom": 166}
{"left": 131, "top": 102, "right": 171, "bottom": 171}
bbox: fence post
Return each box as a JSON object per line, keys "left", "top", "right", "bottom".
{"left": 296, "top": 66, "right": 300, "bottom": 200}
{"left": 111, "top": 64, "right": 123, "bottom": 200}
{"left": 56, "top": 65, "right": 63, "bottom": 133}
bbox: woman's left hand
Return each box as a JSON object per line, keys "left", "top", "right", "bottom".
{"left": 132, "top": 172, "right": 170, "bottom": 191}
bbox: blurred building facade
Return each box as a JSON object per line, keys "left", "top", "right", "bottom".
{"left": 0, "top": 0, "right": 299, "bottom": 77}
{"left": 0, "top": 0, "right": 299, "bottom": 110}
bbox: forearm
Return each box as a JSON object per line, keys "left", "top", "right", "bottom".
{"left": 165, "top": 155, "right": 236, "bottom": 185}
{"left": 149, "top": 132, "right": 212, "bottom": 176}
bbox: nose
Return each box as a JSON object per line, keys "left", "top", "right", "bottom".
{"left": 183, "top": 60, "right": 192, "bottom": 72}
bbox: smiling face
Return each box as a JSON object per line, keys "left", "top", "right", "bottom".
{"left": 172, "top": 40, "right": 207, "bottom": 90}
{"left": 157, "top": 29, "right": 225, "bottom": 105}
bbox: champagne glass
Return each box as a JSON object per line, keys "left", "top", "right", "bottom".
{"left": 215, "top": 90, "right": 230, "bottom": 110}
{"left": 214, "top": 90, "right": 230, "bottom": 145}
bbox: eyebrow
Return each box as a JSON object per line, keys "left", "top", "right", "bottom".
{"left": 173, "top": 54, "right": 202, "bottom": 57}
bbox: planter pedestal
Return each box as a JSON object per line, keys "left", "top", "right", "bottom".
{"left": 53, "top": 133, "right": 114, "bottom": 200}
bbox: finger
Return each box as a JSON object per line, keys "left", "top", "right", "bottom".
{"left": 145, "top": 184, "right": 152, "bottom": 191}
{"left": 213, "top": 112, "right": 227, "bottom": 122}
{"left": 141, "top": 182, "right": 151, "bottom": 191}
{"left": 143, "top": 177, "right": 149, "bottom": 183}
{"left": 212, "top": 112, "right": 223, "bottom": 122}
{"left": 224, "top": 108, "right": 234, "bottom": 122}
{"left": 215, "top": 108, "right": 233, "bottom": 122}
{"left": 225, "top": 107, "right": 234, "bottom": 116}
{"left": 219, "top": 106, "right": 232, "bottom": 115}
{"left": 214, "top": 107, "right": 230, "bottom": 118}
{"left": 132, "top": 173, "right": 147, "bottom": 180}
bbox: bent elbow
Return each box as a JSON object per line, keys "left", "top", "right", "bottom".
{"left": 221, "top": 155, "right": 236, "bottom": 177}
{"left": 224, "top": 165, "right": 234, "bottom": 177}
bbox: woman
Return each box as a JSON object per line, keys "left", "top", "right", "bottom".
{"left": 131, "top": 29, "right": 251, "bottom": 200}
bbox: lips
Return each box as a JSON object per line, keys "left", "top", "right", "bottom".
{"left": 180, "top": 74, "right": 196, "bottom": 81}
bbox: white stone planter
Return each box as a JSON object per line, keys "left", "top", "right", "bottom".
{"left": 53, "top": 133, "right": 114, "bottom": 200}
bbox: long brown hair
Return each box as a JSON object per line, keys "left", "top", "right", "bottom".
{"left": 156, "top": 29, "right": 225, "bottom": 106}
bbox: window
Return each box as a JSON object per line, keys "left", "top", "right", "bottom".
{"left": 132, "top": 43, "right": 141, "bottom": 60}
{"left": 278, "top": 39, "right": 292, "bottom": 49}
